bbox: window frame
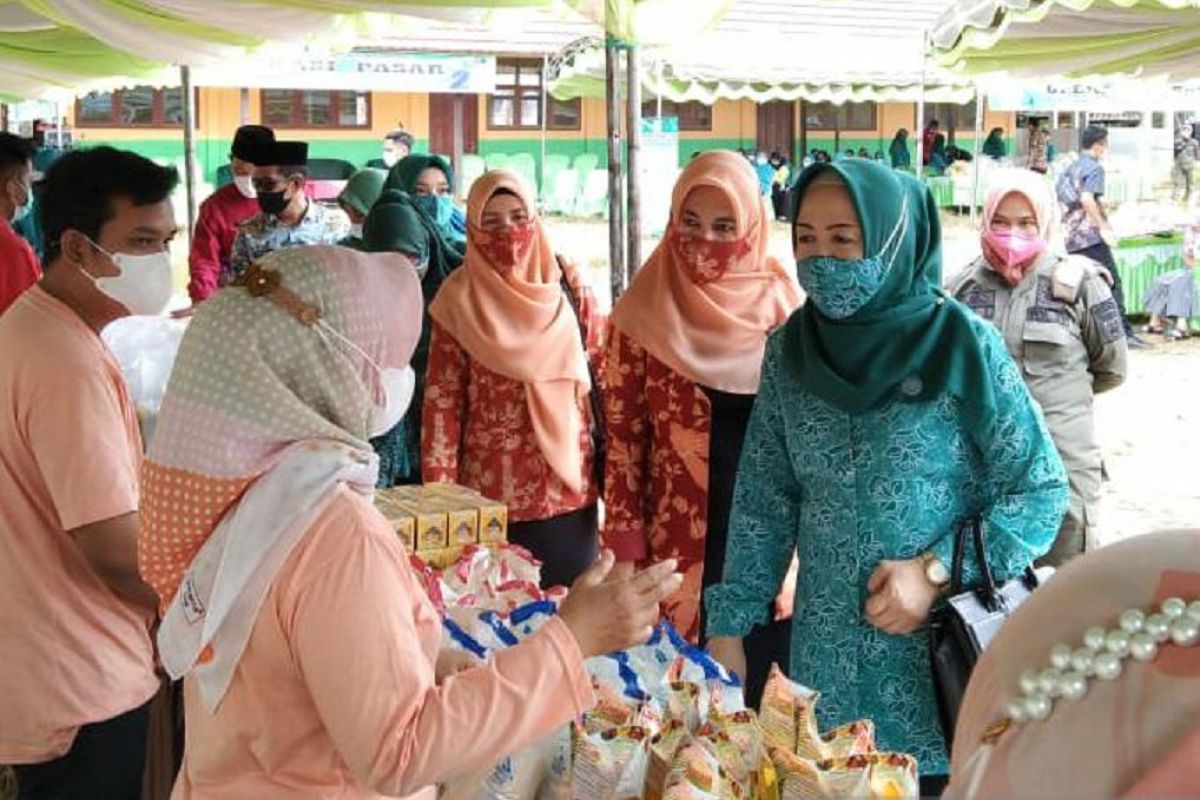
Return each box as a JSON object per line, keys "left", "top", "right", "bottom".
{"left": 258, "top": 89, "right": 373, "bottom": 130}
{"left": 640, "top": 99, "right": 712, "bottom": 132}
{"left": 803, "top": 101, "right": 877, "bottom": 132}
{"left": 74, "top": 86, "right": 196, "bottom": 129}
{"left": 487, "top": 58, "right": 582, "bottom": 132}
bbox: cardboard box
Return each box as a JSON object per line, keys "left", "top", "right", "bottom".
{"left": 447, "top": 506, "right": 480, "bottom": 547}
{"left": 409, "top": 500, "right": 450, "bottom": 552}
{"left": 478, "top": 501, "right": 508, "bottom": 543}
{"left": 374, "top": 490, "right": 418, "bottom": 552}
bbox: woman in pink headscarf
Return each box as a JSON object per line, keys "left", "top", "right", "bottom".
{"left": 951, "top": 169, "right": 1127, "bottom": 568}
{"left": 945, "top": 529, "right": 1200, "bottom": 799}
{"left": 602, "top": 150, "right": 801, "bottom": 705}
{"left": 422, "top": 171, "right": 603, "bottom": 590}
{"left": 140, "top": 245, "right": 677, "bottom": 800}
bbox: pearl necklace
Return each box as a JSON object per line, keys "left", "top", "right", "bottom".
{"left": 987, "top": 596, "right": 1200, "bottom": 736}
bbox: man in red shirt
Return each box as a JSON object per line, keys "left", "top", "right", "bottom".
{"left": 184, "top": 125, "right": 274, "bottom": 305}
{"left": 0, "top": 133, "right": 40, "bottom": 316}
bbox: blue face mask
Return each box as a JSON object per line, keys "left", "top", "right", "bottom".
{"left": 796, "top": 194, "right": 908, "bottom": 320}
{"left": 415, "top": 193, "right": 455, "bottom": 231}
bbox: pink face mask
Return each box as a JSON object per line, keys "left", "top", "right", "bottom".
{"left": 982, "top": 228, "right": 1046, "bottom": 286}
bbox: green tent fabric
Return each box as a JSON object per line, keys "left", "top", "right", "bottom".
{"left": 931, "top": 0, "right": 1200, "bottom": 80}
{"left": 0, "top": 0, "right": 557, "bottom": 99}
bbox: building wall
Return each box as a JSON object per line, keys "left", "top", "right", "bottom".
{"left": 67, "top": 88, "right": 1017, "bottom": 189}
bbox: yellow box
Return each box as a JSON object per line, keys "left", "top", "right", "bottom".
{"left": 409, "top": 501, "right": 450, "bottom": 552}
{"left": 446, "top": 506, "right": 480, "bottom": 547}
{"left": 374, "top": 490, "right": 418, "bottom": 552}
{"left": 478, "top": 501, "right": 508, "bottom": 543}
{"left": 419, "top": 546, "right": 465, "bottom": 570}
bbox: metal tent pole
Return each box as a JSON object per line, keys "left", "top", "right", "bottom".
{"left": 970, "top": 87, "right": 984, "bottom": 226}
{"left": 181, "top": 65, "right": 198, "bottom": 237}
{"left": 605, "top": 40, "right": 626, "bottom": 303}
{"left": 540, "top": 56, "right": 549, "bottom": 204}
{"left": 915, "top": 34, "right": 928, "bottom": 172}
{"left": 626, "top": 45, "right": 643, "bottom": 278}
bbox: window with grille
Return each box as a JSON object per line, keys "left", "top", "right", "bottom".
{"left": 260, "top": 90, "right": 371, "bottom": 129}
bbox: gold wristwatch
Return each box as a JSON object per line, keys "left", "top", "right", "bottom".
{"left": 919, "top": 551, "right": 951, "bottom": 593}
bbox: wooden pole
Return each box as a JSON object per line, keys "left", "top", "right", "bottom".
{"left": 180, "top": 65, "right": 198, "bottom": 238}
{"left": 626, "top": 45, "right": 643, "bottom": 279}
{"left": 606, "top": 40, "right": 626, "bottom": 303}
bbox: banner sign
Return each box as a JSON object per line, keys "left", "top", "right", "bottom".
{"left": 988, "top": 81, "right": 1200, "bottom": 113}
{"left": 639, "top": 116, "right": 680, "bottom": 237}
{"left": 195, "top": 53, "right": 497, "bottom": 94}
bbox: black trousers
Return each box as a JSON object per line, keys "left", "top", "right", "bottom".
{"left": 508, "top": 504, "right": 599, "bottom": 590}
{"left": 14, "top": 702, "right": 150, "bottom": 800}
{"left": 1073, "top": 241, "right": 1134, "bottom": 336}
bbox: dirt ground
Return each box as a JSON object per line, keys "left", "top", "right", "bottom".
{"left": 545, "top": 215, "right": 1200, "bottom": 546}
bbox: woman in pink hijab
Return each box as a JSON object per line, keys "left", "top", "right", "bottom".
{"left": 950, "top": 169, "right": 1127, "bottom": 568}
{"left": 602, "top": 150, "right": 800, "bottom": 705}
{"left": 945, "top": 529, "right": 1200, "bottom": 799}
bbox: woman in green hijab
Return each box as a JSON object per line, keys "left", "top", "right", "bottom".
{"left": 362, "top": 188, "right": 464, "bottom": 485}
{"left": 337, "top": 168, "right": 387, "bottom": 248}
{"left": 384, "top": 154, "right": 467, "bottom": 249}
{"left": 982, "top": 127, "right": 1007, "bottom": 160}
{"left": 888, "top": 128, "right": 912, "bottom": 170}
{"left": 705, "top": 160, "right": 1068, "bottom": 794}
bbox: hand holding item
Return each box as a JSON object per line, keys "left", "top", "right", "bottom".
{"left": 558, "top": 550, "right": 682, "bottom": 659}
{"left": 865, "top": 559, "right": 939, "bottom": 636}
{"left": 706, "top": 636, "right": 747, "bottom": 683}
{"left": 774, "top": 555, "right": 799, "bottom": 621}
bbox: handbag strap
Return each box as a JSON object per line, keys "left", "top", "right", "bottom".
{"left": 557, "top": 256, "right": 607, "bottom": 478}
{"left": 949, "top": 517, "right": 1001, "bottom": 610}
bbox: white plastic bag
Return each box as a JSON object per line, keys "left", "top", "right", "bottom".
{"left": 102, "top": 315, "right": 188, "bottom": 447}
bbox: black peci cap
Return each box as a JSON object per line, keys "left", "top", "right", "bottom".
{"left": 247, "top": 139, "right": 308, "bottom": 168}
{"left": 230, "top": 125, "right": 275, "bottom": 162}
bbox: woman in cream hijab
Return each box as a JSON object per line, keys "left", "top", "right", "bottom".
{"left": 946, "top": 529, "right": 1200, "bottom": 798}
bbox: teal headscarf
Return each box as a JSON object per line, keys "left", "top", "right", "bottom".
{"left": 384, "top": 154, "right": 465, "bottom": 246}
{"left": 889, "top": 130, "right": 911, "bottom": 169}
{"left": 782, "top": 160, "right": 996, "bottom": 438}
{"left": 362, "top": 189, "right": 464, "bottom": 486}
{"left": 982, "top": 129, "right": 1007, "bottom": 159}
{"left": 338, "top": 168, "right": 388, "bottom": 218}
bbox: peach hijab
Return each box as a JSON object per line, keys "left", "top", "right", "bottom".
{"left": 946, "top": 530, "right": 1200, "bottom": 799}
{"left": 428, "top": 170, "right": 590, "bottom": 492}
{"left": 610, "top": 150, "right": 800, "bottom": 394}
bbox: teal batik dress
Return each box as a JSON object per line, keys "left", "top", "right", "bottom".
{"left": 705, "top": 318, "right": 1069, "bottom": 775}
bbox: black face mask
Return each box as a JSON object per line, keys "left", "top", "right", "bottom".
{"left": 258, "top": 189, "right": 290, "bottom": 216}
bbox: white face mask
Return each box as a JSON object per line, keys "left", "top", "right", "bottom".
{"left": 86, "top": 240, "right": 173, "bottom": 316}
{"left": 233, "top": 174, "right": 256, "bottom": 199}
{"left": 368, "top": 365, "right": 415, "bottom": 438}
{"left": 349, "top": 222, "right": 364, "bottom": 240}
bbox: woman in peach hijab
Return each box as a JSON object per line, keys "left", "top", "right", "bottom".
{"left": 423, "top": 170, "right": 602, "bottom": 590}
{"left": 945, "top": 529, "right": 1200, "bottom": 799}
{"left": 602, "top": 150, "right": 801, "bottom": 703}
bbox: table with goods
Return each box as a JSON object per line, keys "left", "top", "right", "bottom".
{"left": 375, "top": 485, "right": 921, "bottom": 800}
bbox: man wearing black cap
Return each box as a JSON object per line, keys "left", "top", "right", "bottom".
{"left": 185, "top": 125, "right": 274, "bottom": 306}
{"left": 226, "top": 139, "right": 345, "bottom": 285}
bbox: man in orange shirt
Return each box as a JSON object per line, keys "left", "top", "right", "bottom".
{"left": 0, "top": 146, "right": 179, "bottom": 799}
{"left": 0, "top": 132, "right": 40, "bottom": 316}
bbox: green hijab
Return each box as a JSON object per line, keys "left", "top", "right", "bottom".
{"left": 384, "top": 154, "right": 454, "bottom": 196}
{"left": 338, "top": 168, "right": 388, "bottom": 217}
{"left": 782, "top": 160, "right": 996, "bottom": 437}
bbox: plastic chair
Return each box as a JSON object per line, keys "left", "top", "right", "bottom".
{"left": 308, "top": 158, "right": 356, "bottom": 180}
{"left": 484, "top": 152, "right": 510, "bottom": 172}
{"left": 458, "top": 154, "right": 486, "bottom": 200}
{"left": 545, "top": 168, "right": 581, "bottom": 216}
{"left": 576, "top": 169, "right": 609, "bottom": 218}
{"left": 509, "top": 153, "right": 538, "bottom": 196}
{"left": 573, "top": 153, "right": 600, "bottom": 176}
{"left": 540, "top": 155, "right": 570, "bottom": 201}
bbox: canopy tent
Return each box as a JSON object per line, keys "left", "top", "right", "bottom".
{"left": 548, "top": 37, "right": 975, "bottom": 104}
{"left": 931, "top": 0, "right": 1200, "bottom": 80}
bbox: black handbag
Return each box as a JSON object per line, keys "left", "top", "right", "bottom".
{"left": 928, "top": 517, "right": 1052, "bottom": 751}
{"left": 557, "top": 258, "right": 606, "bottom": 494}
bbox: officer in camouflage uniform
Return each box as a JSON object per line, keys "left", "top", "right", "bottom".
{"left": 952, "top": 171, "right": 1127, "bottom": 566}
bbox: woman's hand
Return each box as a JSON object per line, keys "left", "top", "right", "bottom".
{"left": 865, "top": 559, "right": 938, "bottom": 636}
{"left": 707, "top": 636, "right": 747, "bottom": 683}
{"left": 774, "top": 556, "right": 799, "bottom": 621}
{"left": 558, "top": 550, "right": 682, "bottom": 659}
{"left": 434, "top": 648, "right": 481, "bottom": 684}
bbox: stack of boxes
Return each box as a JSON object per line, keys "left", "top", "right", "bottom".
{"left": 375, "top": 483, "right": 508, "bottom": 568}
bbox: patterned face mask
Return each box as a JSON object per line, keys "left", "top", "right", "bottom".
{"left": 668, "top": 226, "right": 754, "bottom": 284}
{"left": 474, "top": 221, "right": 537, "bottom": 273}
{"left": 796, "top": 195, "right": 908, "bottom": 320}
